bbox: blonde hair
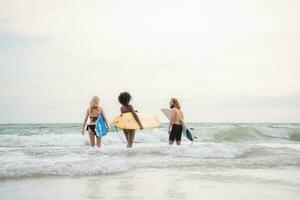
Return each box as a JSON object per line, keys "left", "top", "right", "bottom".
{"left": 171, "top": 98, "right": 181, "bottom": 109}
{"left": 89, "top": 96, "right": 100, "bottom": 112}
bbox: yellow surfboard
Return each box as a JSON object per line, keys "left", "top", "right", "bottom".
{"left": 112, "top": 113, "right": 160, "bottom": 130}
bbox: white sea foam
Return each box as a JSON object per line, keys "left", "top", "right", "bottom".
{"left": 1, "top": 125, "right": 299, "bottom": 148}
{"left": 0, "top": 124, "right": 299, "bottom": 179}
{"left": 0, "top": 134, "right": 88, "bottom": 147}
{"left": 0, "top": 129, "right": 176, "bottom": 147}
{"left": 0, "top": 143, "right": 253, "bottom": 178}
{"left": 1, "top": 142, "right": 300, "bottom": 179}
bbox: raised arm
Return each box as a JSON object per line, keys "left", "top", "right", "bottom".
{"left": 82, "top": 109, "right": 89, "bottom": 135}
{"left": 129, "top": 105, "right": 144, "bottom": 130}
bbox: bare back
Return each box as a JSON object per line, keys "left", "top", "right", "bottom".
{"left": 170, "top": 108, "right": 183, "bottom": 125}
{"left": 87, "top": 107, "right": 102, "bottom": 125}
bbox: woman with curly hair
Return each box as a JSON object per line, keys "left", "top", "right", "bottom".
{"left": 118, "top": 92, "right": 144, "bottom": 148}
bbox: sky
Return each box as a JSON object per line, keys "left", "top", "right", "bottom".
{"left": 0, "top": 0, "right": 299, "bottom": 123}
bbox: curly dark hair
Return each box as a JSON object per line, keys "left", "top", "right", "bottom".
{"left": 118, "top": 92, "right": 132, "bottom": 106}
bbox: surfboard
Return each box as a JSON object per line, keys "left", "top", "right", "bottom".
{"left": 95, "top": 114, "right": 108, "bottom": 137}
{"left": 160, "top": 108, "right": 194, "bottom": 142}
{"left": 112, "top": 113, "right": 160, "bottom": 130}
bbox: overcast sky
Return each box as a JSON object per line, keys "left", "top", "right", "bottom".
{"left": 0, "top": 0, "right": 299, "bottom": 123}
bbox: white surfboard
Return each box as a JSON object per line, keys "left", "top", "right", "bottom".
{"left": 160, "top": 108, "right": 194, "bottom": 142}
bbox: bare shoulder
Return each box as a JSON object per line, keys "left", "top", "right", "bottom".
{"left": 98, "top": 106, "right": 103, "bottom": 113}
{"left": 128, "top": 104, "right": 135, "bottom": 111}
{"left": 171, "top": 107, "right": 178, "bottom": 112}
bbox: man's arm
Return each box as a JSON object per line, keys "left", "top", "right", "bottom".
{"left": 168, "top": 109, "right": 176, "bottom": 134}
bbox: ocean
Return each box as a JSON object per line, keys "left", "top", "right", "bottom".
{"left": 0, "top": 123, "right": 300, "bottom": 200}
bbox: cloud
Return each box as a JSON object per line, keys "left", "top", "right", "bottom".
{"left": 0, "top": 0, "right": 299, "bottom": 122}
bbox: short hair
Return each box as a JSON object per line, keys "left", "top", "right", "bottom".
{"left": 118, "top": 92, "right": 132, "bottom": 106}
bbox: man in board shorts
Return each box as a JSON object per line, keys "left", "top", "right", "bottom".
{"left": 168, "top": 98, "right": 184, "bottom": 145}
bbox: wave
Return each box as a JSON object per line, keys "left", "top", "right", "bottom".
{"left": 0, "top": 125, "right": 299, "bottom": 148}
{"left": 1, "top": 142, "right": 300, "bottom": 179}
{"left": 0, "top": 143, "right": 250, "bottom": 179}
{"left": 0, "top": 134, "right": 89, "bottom": 147}
{"left": 1, "top": 124, "right": 299, "bottom": 179}
{"left": 195, "top": 125, "right": 300, "bottom": 142}
{"left": 213, "top": 127, "right": 263, "bottom": 142}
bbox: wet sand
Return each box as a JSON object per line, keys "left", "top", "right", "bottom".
{"left": 1, "top": 167, "right": 299, "bottom": 200}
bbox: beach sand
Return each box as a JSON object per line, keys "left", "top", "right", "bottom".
{"left": 1, "top": 167, "right": 300, "bottom": 200}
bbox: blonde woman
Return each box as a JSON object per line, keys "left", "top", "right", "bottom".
{"left": 168, "top": 98, "right": 184, "bottom": 145}
{"left": 82, "top": 96, "right": 109, "bottom": 147}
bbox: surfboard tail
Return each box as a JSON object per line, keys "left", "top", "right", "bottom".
{"left": 185, "top": 129, "right": 193, "bottom": 142}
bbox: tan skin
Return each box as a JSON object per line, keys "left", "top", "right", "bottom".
{"left": 168, "top": 100, "right": 183, "bottom": 145}
{"left": 82, "top": 106, "right": 109, "bottom": 148}
{"left": 121, "top": 105, "right": 144, "bottom": 148}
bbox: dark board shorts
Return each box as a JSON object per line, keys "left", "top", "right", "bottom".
{"left": 169, "top": 124, "right": 183, "bottom": 141}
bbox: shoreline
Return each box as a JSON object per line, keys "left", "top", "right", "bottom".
{"left": 1, "top": 167, "right": 300, "bottom": 200}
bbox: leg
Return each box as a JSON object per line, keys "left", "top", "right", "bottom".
{"left": 123, "top": 130, "right": 129, "bottom": 147}
{"left": 175, "top": 126, "right": 183, "bottom": 145}
{"left": 169, "top": 127, "right": 175, "bottom": 145}
{"left": 88, "top": 129, "right": 96, "bottom": 147}
{"left": 127, "top": 130, "right": 135, "bottom": 148}
{"left": 96, "top": 136, "right": 102, "bottom": 148}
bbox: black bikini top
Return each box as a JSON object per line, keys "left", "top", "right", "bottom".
{"left": 89, "top": 116, "right": 98, "bottom": 122}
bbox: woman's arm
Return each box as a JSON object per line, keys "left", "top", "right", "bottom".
{"left": 129, "top": 105, "right": 144, "bottom": 130}
{"left": 120, "top": 107, "right": 123, "bottom": 116}
{"left": 82, "top": 109, "right": 89, "bottom": 135}
{"left": 100, "top": 108, "right": 110, "bottom": 130}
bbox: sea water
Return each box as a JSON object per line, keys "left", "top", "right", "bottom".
{"left": 0, "top": 123, "right": 300, "bottom": 200}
